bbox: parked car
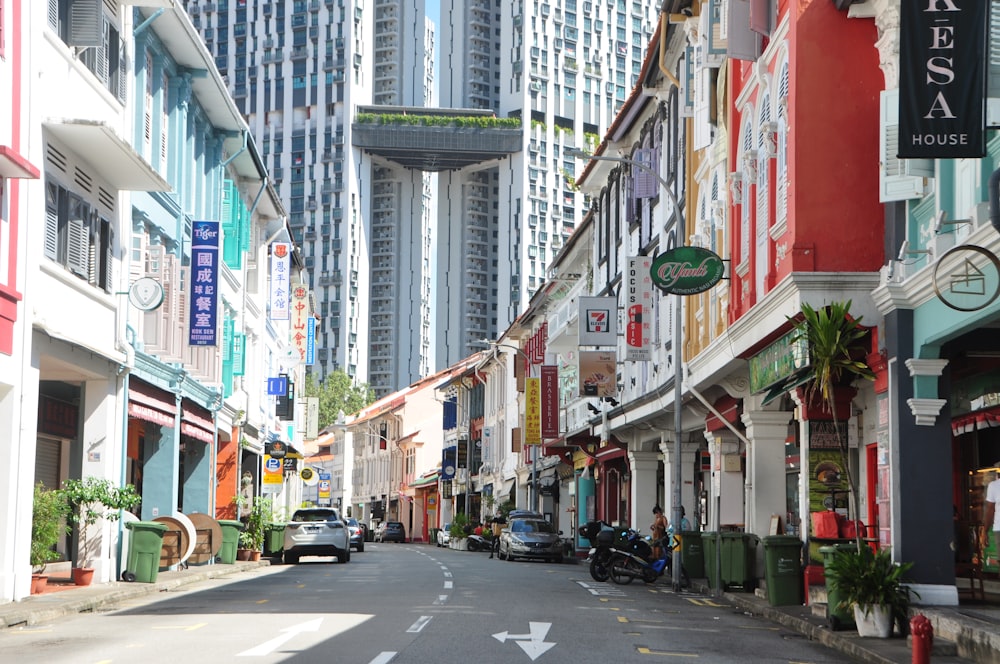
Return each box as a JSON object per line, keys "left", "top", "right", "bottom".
{"left": 282, "top": 508, "right": 351, "bottom": 564}
{"left": 498, "top": 517, "right": 562, "bottom": 563}
{"left": 437, "top": 523, "right": 451, "bottom": 547}
{"left": 345, "top": 517, "right": 365, "bottom": 552}
{"left": 507, "top": 509, "right": 545, "bottom": 520}
{"left": 375, "top": 521, "right": 406, "bottom": 543}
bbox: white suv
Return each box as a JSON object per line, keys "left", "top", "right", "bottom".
{"left": 283, "top": 508, "right": 351, "bottom": 564}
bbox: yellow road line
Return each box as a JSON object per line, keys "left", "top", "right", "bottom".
{"left": 684, "top": 598, "right": 725, "bottom": 607}
{"left": 637, "top": 646, "right": 699, "bottom": 657}
{"left": 256, "top": 599, "right": 269, "bottom": 604}
{"left": 151, "top": 622, "right": 207, "bottom": 632}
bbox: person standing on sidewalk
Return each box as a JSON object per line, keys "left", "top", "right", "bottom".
{"left": 984, "top": 472, "right": 1000, "bottom": 565}
{"left": 489, "top": 511, "right": 506, "bottom": 559}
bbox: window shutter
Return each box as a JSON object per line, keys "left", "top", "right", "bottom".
{"left": 880, "top": 89, "right": 933, "bottom": 202}
{"left": 100, "top": 218, "right": 114, "bottom": 292}
{"left": 96, "top": 16, "right": 109, "bottom": 84}
{"left": 680, "top": 46, "right": 695, "bottom": 118}
{"left": 117, "top": 43, "right": 127, "bottom": 104}
{"left": 233, "top": 333, "right": 246, "bottom": 376}
{"left": 44, "top": 183, "right": 60, "bottom": 261}
{"left": 66, "top": 197, "right": 90, "bottom": 278}
{"left": 726, "top": 0, "right": 761, "bottom": 63}
{"left": 705, "top": 0, "right": 728, "bottom": 68}
{"left": 48, "top": 0, "right": 59, "bottom": 32}
{"left": 749, "top": 0, "right": 773, "bottom": 37}
{"left": 69, "top": 0, "right": 102, "bottom": 48}
{"left": 693, "top": 52, "right": 714, "bottom": 150}
{"left": 987, "top": 1, "right": 1000, "bottom": 127}
{"left": 161, "top": 72, "right": 169, "bottom": 166}
{"left": 222, "top": 316, "right": 234, "bottom": 362}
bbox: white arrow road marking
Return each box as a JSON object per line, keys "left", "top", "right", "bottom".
{"left": 237, "top": 614, "right": 371, "bottom": 657}
{"left": 492, "top": 622, "right": 555, "bottom": 661}
{"left": 406, "top": 616, "right": 433, "bottom": 633}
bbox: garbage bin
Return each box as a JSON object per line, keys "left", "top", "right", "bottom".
{"left": 702, "top": 532, "right": 719, "bottom": 588}
{"left": 720, "top": 532, "right": 757, "bottom": 591}
{"left": 820, "top": 544, "right": 856, "bottom": 630}
{"left": 123, "top": 521, "right": 168, "bottom": 583}
{"left": 264, "top": 523, "right": 285, "bottom": 558}
{"left": 762, "top": 535, "right": 803, "bottom": 606}
{"left": 679, "top": 530, "right": 704, "bottom": 579}
{"left": 218, "top": 519, "right": 245, "bottom": 564}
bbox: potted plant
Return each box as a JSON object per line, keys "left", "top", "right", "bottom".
{"left": 30, "top": 483, "right": 68, "bottom": 593}
{"left": 239, "top": 496, "right": 272, "bottom": 561}
{"left": 449, "top": 513, "right": 470, "bottom": 551}
{"left": 822, "top": 545, "right": 918, "bottom": 638}
{"left": 58, "top": 477, "right": 140, "bottom": 585}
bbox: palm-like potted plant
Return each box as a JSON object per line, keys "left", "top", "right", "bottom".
{"left": 239, "top": 496, "right": 271, "bottom": 561}
{"left": 58, "top": 477, "right": 140, "bottom": 585}
{"left": 822, "top": 545, "right": 918, "bottom": 637}
{"left": 449, "top": 513, "right": 470, "bottom": 551}
{"left": 30, "top": 483, "right": 69, "bottom": 593}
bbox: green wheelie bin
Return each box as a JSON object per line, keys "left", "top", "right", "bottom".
{"left": 123, "top": 521, "right": 168, "bottom": 583}
{"left": 762, "top": 535, "right": 803, "bottom": 606}
{"left": 265, "top": 523, "right": 285, "bottom": 558}
{"left": 702, "top": 532, "right": 719, "bottom": 588}
{"left": 821, "top": 544, "right": 857, "bottom": 630}
{"left": 679, "top": 531, "right": 704, "bottom": 579}
{"left": 218, "top": 519, "right": 245, "bottom": 564}
{"left": 720, "top": 532, "right": 757, "bottom": 591}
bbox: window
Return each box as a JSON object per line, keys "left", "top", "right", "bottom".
{"left": 47, "top": 0, "right": 125, "bottom": 102}
{"left": 44, "top": 178, "right": 116, "bottom": 293}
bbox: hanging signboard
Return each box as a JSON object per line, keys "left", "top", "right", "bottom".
{"left": 626, "top": 256, "right": 653, "bottom": 361}
{"left": 189, "top": 220, "right": 221, "bottom": 346}
{"left": 290, "top": 284, "right": 310, "bottom": 361}
{"left": 270, "top": 243, "right": 291, "bottom": 321}
{"left": 579, "top": 350, "right": 617, "bottom": 397}
{"left": 650, "top": 246, "right": 725, "bottom": 295}
{"left": 898, "top": 1, "right": 986, "bottom": 158}
{"left": 578, "top": 296, "right": 617, "bottom": 346}
{"left": 541, "top": 365, "right": 559, "bottom": 439}
{"left": 525, "top": 377, "right": 542, "bottom": 445}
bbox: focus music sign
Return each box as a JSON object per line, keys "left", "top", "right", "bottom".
{"left": 898, "top": 0, "right": 986, "bottom": 159}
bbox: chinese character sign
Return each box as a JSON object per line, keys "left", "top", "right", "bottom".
{"left": 270, "top": 243, "right": 291, "bottom": 321}
{"left": 290, "top": 284, "right": 310, "bottom": 361}
{"left": 189, "top": 220, "right": 220, "bottom": 346}
{"left": 541, "top": 365, "right": 559, "bottom": 439}
{"left": 525, "top": 377, "right": 541, "bottom": 445}
{"left": 626, "top": 256, "right": 653, "bottom": 361}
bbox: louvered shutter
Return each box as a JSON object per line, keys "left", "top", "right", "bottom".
{"left": 680, "top": 46, "right": 695, "bottom": 118}
{"left": 96, "top": 16, "right": 109, "bottom": 86}
{"left": 705, "top": 0, "right": 728, "bottom": 68}
{"left": 880, "top": 89, "right": 933, "bottom": 202}
{"left": 66, "top": 198, "right": 90, "bottom": 278}
{"left": 48, "top": 0, "right": 59, "bottom": 32}
{"left": 144, "top": 53, "right": 153, "bottom": 157}
{"left": 69, "top": 0, "right": 102, "bottom": 48}
{"left": 727, "top": 0, "right": 761, "bottom": 62}
{"left": 988, "top": 1, "right": 1000, "bottom": 127}
{"left": 775, "top": 63, "right": 789, "bottom": 224}
{"left": 233, "top": 333, "right": 246, "bottom": 376}
{"left": 161, "top": 71, "right": 169, "bottom": 167}
{"left": 44, "top": 183, "right": 60, "bottom": 261}
{"left": 35, "top": 439, "right": 63, "bottom": 490}
{"left": 222, "top": 181, "right": 240, "bottom": 266}
{"left": 100, "top": 219, "right": 114, "bottom": 292}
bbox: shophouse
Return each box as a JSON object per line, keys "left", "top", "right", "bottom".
{"left": 0, "top": 0, "right": 42, "bottom": 604}
{"left": 2, "top": 1, "right": 300, "bottom": 602}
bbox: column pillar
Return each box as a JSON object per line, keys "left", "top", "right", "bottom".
{"left": 703, "top": 430, "right": 743, "bottom": 530}
{"left": 628, "top": 450, "right": 660, "bottom": 531}
{"left": 659, "top": 437, "right": 697, "bottom": 530}
{"left": 741, "top": 410, "right": 792, "bottom": 537}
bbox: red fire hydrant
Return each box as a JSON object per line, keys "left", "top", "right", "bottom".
{"left": 911, "top": 614, "right": 933, "bottom": 664}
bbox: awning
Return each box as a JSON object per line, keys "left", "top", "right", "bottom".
{"left": 0, "top": 145, "right": 40, "bottom": 179}
{"left": 129, "top": 379, "right": 176, "bottom": 428}
{"left": 761, "top": 367, "right": 814, "bottom": 406}
{"left": 411, "top": 470, "right": 440, "bottom": 488}
{"left": 181, "top": 400, "right": 214, "bottom": 444}
{"left": 43, "top": 120, "right": 171, "bottom": 191}
{"left": 952, "top": 407, "right": 1000, "bottom": 437}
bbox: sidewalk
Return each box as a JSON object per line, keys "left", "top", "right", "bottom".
{"left": 2, "top": 557, "right": 1000, "bottom": 664}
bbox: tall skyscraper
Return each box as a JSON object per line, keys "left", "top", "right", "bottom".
{"left": 435, "top": 0, "right": 655, "bottom": 368}
{"left": 187, "top": 0, "right": 653, "bottom": 391}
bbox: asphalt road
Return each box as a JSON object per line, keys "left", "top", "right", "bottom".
{"left": 0, "top": 543, "right": 856, "bottom": 663}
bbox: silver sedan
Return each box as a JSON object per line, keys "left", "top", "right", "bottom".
{"left": 498, "top": 517, "right": 563, "bottom": 563}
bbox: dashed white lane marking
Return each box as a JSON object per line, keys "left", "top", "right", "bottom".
{"left": 406, "top": 616, "right": 433, "bottom": 633}
{"left": 443, "top": 570, "right": 452, "bottom": 577}
{"left": 444, "top": 580, "right": 454, "bottom": 589}
{"left": 368, "top": 652, "right": 396, "bottom": 664}
{"left": 435, "top": 594, "right": 449, "bottom": 605}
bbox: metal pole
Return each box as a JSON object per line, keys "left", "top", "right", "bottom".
{"left": 569, "top": 149, "right": 686, "bottom": 590}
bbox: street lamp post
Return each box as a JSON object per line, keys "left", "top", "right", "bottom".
{"left": 568, "top": 148, "right": 686, "bottom": 591}
{"left": 478, "top": 339, "right": 536, "bottom": 511}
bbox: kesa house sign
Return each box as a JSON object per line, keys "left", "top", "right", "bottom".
{"left": 899, "top": 0, "right": 986, "bottom": 159}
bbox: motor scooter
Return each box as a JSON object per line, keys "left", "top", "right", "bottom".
{"left": 466, "top": 533, "right": 491, "bottom": 552}
{"left": 609, "top": 532, "right": 690, "bottom": 587}
{"left": 582, "top": 520, "right": 616, "bottom": 582}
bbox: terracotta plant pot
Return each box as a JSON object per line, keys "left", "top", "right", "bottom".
{"left": 72, "top": 567, "right": 95, "bottom": 587}
{"left": 249, "top": 551, "right": 261, "bottom": 562}
{"left": 30, "top": 574, "right": 48, "bottom": 594}
{"left": 236, "top": 549, "right": 252, "bottom": 561}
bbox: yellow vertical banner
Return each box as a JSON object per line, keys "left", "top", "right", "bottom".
{"left": 525, "top": 377, "right": 541, "bottom": 445}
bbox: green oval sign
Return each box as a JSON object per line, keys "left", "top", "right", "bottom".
{"left": 650, "top": 246, "right": 725, "bottom": 295}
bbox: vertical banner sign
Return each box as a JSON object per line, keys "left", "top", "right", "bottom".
{"left": 262, "top": 454, "right": 284, "bottom": 494}
{"left": 290, "top": 284, "right": 310, "bottom": 361}
{"left": 306, "top": 316, "right": 316, "bottom": 365}
{"left": 579, "top": 350, "right": 617, "bottom": 397}
{"left": 578, "top": 296, "right": 618, "bottom": 346}
{"left": 898, "top": 1, "right": 986, "bottom": 158}
{"left": 626, "top": 256, "right": 653, "bottom": 361}
{"left": 270, "top": 242, "right": 291, "bottom": 320}
{"left": 189, "top": 220, "right": 220, "bottom": 346}
{"left": 541, "top": 365, "right": 559, "bottom": 439}
{"left": 525, "top": 377, "right": 542, "bottom": 445}
{"left": 318, "top": 473, "right": 331, "bottom": 501}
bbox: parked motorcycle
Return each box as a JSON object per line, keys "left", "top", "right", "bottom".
{"left": 609, "top": 533, "right": 690, "bottom": 587}
{"left": 466, "top": 533, "right": 491, "bottom": 552}
{"left": 582, "top": 520, "right": 616, "bottom": 582}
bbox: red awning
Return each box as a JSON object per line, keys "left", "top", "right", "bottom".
{"left": 181, "top": 400, "right": 214, "bottom": 444}
{"left": 129, "top": 379, "right": 175, "bottom": 427}
{"left": 952, "top": 407, "right": 1000, "bottom": 437}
